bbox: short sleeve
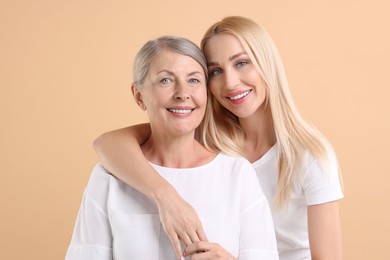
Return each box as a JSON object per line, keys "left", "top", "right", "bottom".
{"left": 65, "top": 164, "right": 113, "bottom": 260}
{"left": 304, "top": 151, "right": 344, "bottom": 205}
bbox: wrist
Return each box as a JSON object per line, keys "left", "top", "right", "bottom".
{"left": 149, "top": 183, "right": 178, "bottom": 205}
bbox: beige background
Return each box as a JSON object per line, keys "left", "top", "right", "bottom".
{"left": 1, "top": 0, "right": 389, "bottom": 259}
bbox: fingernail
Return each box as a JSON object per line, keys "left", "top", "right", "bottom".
{"left": 181, "top": 257, "right": 185, "bottom": 260}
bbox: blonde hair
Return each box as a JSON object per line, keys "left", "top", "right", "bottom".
{"left": 201, "top": 16, "right": 333, "bottom": 208}
{"left": 199, "top": 87, "right": 245, "bottom": 156}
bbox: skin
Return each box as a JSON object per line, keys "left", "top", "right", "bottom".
{"left": 184, "top": 241, "right": 236, "bottom": 260}
{"left": 94, "top": 33, "right": 343, "bottom": 259}
{"left": 132, "top": 49, "right": 237, "bottom": 259}
{"left": 134, "top": 50, "right": 208, "bottom": 161}
{"left": 94, "top": 124, "right": 205, "bottom": 259}
{"left": 203, "top": 33, "right": 275, "bottom": 162}
{"left": 204, "top": 33, "right": 342, "bottom": 259}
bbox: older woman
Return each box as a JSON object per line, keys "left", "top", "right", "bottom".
{"left": 65, "top": 35, "right": 278, "bottom": 260}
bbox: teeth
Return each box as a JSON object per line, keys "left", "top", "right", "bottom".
{"left": 229, "top": 91, "right": 250, "bottom": 101}
{"left": 168, "top": 109, "right": 192, "bottom": 114}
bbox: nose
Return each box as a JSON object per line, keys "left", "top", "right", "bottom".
{"left": 224, "top": 69, "right": 240, "bottom": 89}
{"left": 174, "top": 81, "right": 190, "bottom": 100}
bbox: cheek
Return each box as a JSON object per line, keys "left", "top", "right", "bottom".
{"left": 245, "top": 68, "right": 261, "bottom": 81}
{"left": 210, "top": 89, "right": 226, "bottom": 106}
{"left": 209, "top": 81, "right": 221, "bottom": 98}
{"left": 198, "top": 88, "right": 208, "bottom": 106}
{"left": 247, "top": 71, "right": 266, "bottom": 93}
{"left": 257, "top": 78, "right": 267, "bottom": 96}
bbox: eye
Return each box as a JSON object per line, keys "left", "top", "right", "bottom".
{"left": 209, "top": 68, "right": 222, "bottom": 77}
{"left": 160, "top": 78, "right": 172, "bottom": 84}
{"left": 236, "top": 60, "right": 248, "bottom": 68}
{"left": 188, "top": 78, "right": 200, "bottom": 84}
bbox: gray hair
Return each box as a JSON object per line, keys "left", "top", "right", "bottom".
{"left": 133, "top": 35, "right": 208, "bottom": 88}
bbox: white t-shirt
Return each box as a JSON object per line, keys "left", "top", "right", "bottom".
{"left": 252, "top": 145, "right": 344, "bottom": 260}
{"left": 66, "top": 153, "right": 279, "bottom": 260}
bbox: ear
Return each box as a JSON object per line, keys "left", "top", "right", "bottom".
{"left": 131, "top": 83, "right": 146, "bottom": 111}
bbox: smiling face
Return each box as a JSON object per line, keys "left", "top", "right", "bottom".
{"left": 203, "top": 33, "right": 267, "bottom": 119}
{"left": 133, "top": 50, "right": 207, "bottom": 136}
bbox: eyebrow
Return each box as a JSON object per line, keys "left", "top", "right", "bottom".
{"left": 156, "top": 70, "right": 204, "bottom": 77}
{"left": 229, "top": 52, "right": 247, "bottom": 61}
{"left": 207, "top": 52, "right": 247, "bottom": 66}
{"left": 188, "top": 71, "right": 204, "bottom": 77}
{"left": 156, "top": 69, "right": 174, "bottom": 75}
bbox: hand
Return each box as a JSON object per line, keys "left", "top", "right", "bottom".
{"left": 154, "top": 188, "right": 208, "bottom": 259}
{"left": 184, "top": 241, "right": 237, "bottom": 260}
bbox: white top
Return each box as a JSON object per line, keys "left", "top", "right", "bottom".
{"left": 66, "top": 154, "right": 279, "bottom": 260}
{"left": 252, "top": 145, "right": 344, "bottom": 260}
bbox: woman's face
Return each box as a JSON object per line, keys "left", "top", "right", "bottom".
{"left": 133, "top": 50, "right": 207, "bottom": 136}
{"left": 203, "top": 33, "right": 267, "bottom": 119}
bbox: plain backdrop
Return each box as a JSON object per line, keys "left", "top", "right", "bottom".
{"left": 1, "top": 0, "right": 389, "bottom": 259}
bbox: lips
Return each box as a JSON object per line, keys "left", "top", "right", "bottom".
{"left": 167, "top": 107, "right": 195, "bottom": 114}
{"left": 226, "top": 90, "right": 251, "bottom": 101}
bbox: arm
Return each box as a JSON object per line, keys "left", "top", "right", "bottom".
{"left": 305, "top": 150, "right": 343, "bottom": 259}
{"left": 93, "top": 124, "right": 207, "bottom": 259}
{"left": 93, "top": 124, "right": 168, "bottom": 199}
{"left": 66, "top": 165, "right": 113, "bottom": 259}
{"left": 308, "top": 201, "right": 343, "bottom": 260}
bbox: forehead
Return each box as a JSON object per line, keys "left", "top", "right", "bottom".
{"left": 203, "top": 33, "right": 245, "bottom": 60}
{"left": 149, "top": 50, "right": 204, "bottom": 74}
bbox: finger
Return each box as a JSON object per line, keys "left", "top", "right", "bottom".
{"left": 196, "top": 226, "right": 208, "bottom": 242}
{"left": 188, "top": 251, "right": 210, "bottom": 260}
{"left": 188, "top": 230, "right": 201, "bottom": 243}
{"left": 178, "top": 231, "right": 193, "bottom": 246}
{"left": 187, "top": 223, "right": 207, "bottom": 243}
{"left": 184, "top": 221, "right": 206, "bottom": 243}
{"left": 184, "top": 241, "right": 213, "bottom": 256}
{"left": 167, "top": 231, "right": 183, "bottom": 260}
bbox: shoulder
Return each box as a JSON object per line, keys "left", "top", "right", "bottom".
{"left": 84, "top": 163, "right": 113, "bottom": 201}
{"left": 87, "top": 164, "right": 112, "bottom": 185}
{"left": 301, "top": 147, "right": 344, "bottom": 204}
{"left": 303, "top": 145, "right": 339, "bottom": 177}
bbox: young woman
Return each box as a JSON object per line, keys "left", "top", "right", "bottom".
{"left": 66, "top": 35, "right": 278, "bottom": 260}
{"left": 93, "top": 16, "right": 344, "bottom": 260}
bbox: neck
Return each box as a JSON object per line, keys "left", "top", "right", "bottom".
{"left": 142, "top": 130, "right": 213, "bottom": 168}
{"left": 239, "top": 105, "right": 276, "bottom": 162}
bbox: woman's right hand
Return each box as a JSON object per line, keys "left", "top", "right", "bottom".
{"left": 184, "top": 241, "right": 237, "bottom": 260}
{"left": 153, "top": 187, "right": 208, "bottom": 259}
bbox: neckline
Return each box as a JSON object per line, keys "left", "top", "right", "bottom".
{"left": 251, "top": 143, "right": 278, "bottom": 167}
{"left": 148, "top": 153, "right": 221, "bottom": 170}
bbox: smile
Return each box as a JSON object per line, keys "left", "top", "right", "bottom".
{"left": 227, "top": 90, "right": 251, "bottom": 101}
{"left": 167, "top": 108, "right": 194, "bottom": 114}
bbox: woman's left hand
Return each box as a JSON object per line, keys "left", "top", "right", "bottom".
{"left": 184, "top": 241, "right": 237, "bottom": 260}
